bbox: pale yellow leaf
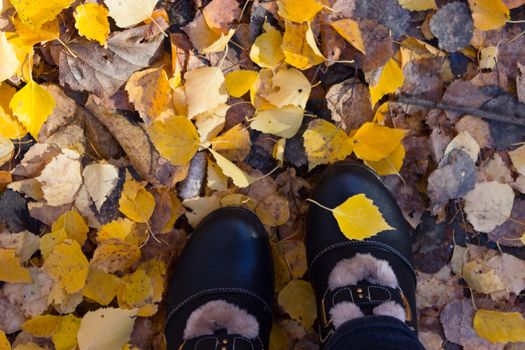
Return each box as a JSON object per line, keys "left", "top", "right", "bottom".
{"left": 474, "top": 309, "right": 525, "bottom": 343}
{"left": 104, "top": 0, "right": 158, "bottom": 28}
{"left": 225, "top": 70, "right": 258, "bottom": 98}
{"left": 0, "top": 32, "right": 20, "bottom": 82}
{"left": 77, "top": 308, "right": 137, "bottom": 350}
{"left": 209, "top": 149, "right": 253, "bottom": 188}
{"left": 330, "top": 19, "right": 366, "bottom": 54}
{"left": 202, "top": 29, "right": 235, "bottom": 54}
{"left": 0, "top": 134, "right": 14, "bottom": 167}
{"left": 251, "top": 106, "right": 304, "bottom": 138}
{"left": 479, "top": 46, "right": 498, "bottom": 70}
{"left": 182, "top": 195, "right": 221, "bottom": 228}
{"left": 184, "top": 67, "right": 228, "bottom": 119}
{"left": 263, "top": 68, "right": 311, "bottom": 108}
{"left": 195, "top": 104, "right": 228, "bottom": 142}
{"left": 250, "top": 23, "right": 285, "bottom": 69}
{"left": 148, "top": 115, "right": 200, "bottom": 165}
{"left": 0, "top": 83, "right": 26, "bottom": 139}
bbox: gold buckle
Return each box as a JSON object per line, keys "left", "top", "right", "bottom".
{"left": 400, "top": 291, "right": 412, "bottom": 322}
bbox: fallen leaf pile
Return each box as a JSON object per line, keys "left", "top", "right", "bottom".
{"left": 1, "top": 0, "right": 525, "bottom": 348}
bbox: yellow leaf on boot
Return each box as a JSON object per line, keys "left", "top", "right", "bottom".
{"left": 83, "top": 268, "right": 122, "bottom": 305}
{"left": 10, "top": 0, "right": 74, "bottom": 27}
{"left": 364, "top": 144, "right": 406, "bottom": 176}
{"left": 22, "top": 315, "right": 60, "bottom": 337}
{"left": 263, "top": 68, "right": 311, "bottom": 108}
{"left": 0, "top": 84, "right": 26, "bottom": 139}
{"left": 330, "top": 19, "right": 366, "bottom": 54}
{"left": 209, "top": 149, "right": 254, "bottom": 188}
{"left": 474, "top": 309, "right": 525, "bottom": 343}
{"left": 278, "top": 280, "right": 316, "bottom": 330}
{"left": 0, "top": 248, "right": 31, "bottom": 283}
{"left": 303, "top": 119, "right": 353, "bottom": 170}
{"left": 51, "top": 314, "right": 81, "bottom": 350}
{"left": 119, "top": 177, "right": 156, "bottom": 223}
{"left": 398, "top": 0, "right": 437, "bottom": 11}
{"left": 74, "top": 3, "right": 110, "bottom": 46}
{"left": 10, "top": 80, "right": 56, "bottom": 140}
{"left": 126, "top": 67, "right": 173, "bottom": 124}
{"left": 369, "top": 58, "right": 404, "bottom": 107}
{"left": 184, "top": 66, "right": 228, "bottom": 119}
{"left": 77, "top": 308, "right": 137, "bottom": 350}
{"left": 277, "top": 0, "right": 323, "bottom": 23}
{"left": 51, "top": 209, "right": 89, "bottom": 246}
{"left": 332, "top": 194, "right": 394, "bottom": 240}
{"left": 43, "top": 240, "right": 89, "bottom": 294}
{"left": 225, "top": 70, "right": 258, "bottom": 98}
{"left": 468, "top": 0, "right": 509, "bottom": 31}
{"left": 352, "top": 122, "right": 406, "bottom": 162}
{"left": 0, "top": 32, "right": 20, "bottom": 82}
{"left": 104, "top": 0, "right": 158, "bottom": 28}
{"left": 250, "top": 23, "right": 285, "bottom": 69}
{"left": 147, "top": 115, "right": 200, "bottom": 165}
{"left": 251, "top": 106, "right": 304, "bottom": 139}
{"left": 282, "top": 21, "right": 324, "bottom": 70}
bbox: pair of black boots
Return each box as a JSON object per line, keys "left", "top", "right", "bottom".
{"left": 165, "top": 163, "right": 418, "bottom": 350}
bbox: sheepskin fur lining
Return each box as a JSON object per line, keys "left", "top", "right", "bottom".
{"left": 373, "top": 301, "right": 406, "bottom": 322}
{"left": 330, "top": 302, "right": 365, "bottom": 328}
{"left": 328, "top": 253, "right": 398, "bottom": 290}
{"left": 183, "top": 300, "right": 259, "bottom": 340}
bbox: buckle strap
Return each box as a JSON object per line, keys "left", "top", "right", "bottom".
{"left": 179, "top": 334, "right": 264, "bottom": 350}
{"left": 318, "top": 282, "right": 412, "bottom": 344}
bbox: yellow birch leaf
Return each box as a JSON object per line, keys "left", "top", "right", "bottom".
{"left": 251, "top": 107, "right": 304, "bottom": 138}
{"left": 97, "top": 218, "right": 136, "bottom": 243}
{"left": 303, "top": 119, "right": 353, "bottom": 170}
{"left": 209, "top": 149, "right": 254, "bottom": 188}
{"left": 119, "top": 177, "right": 156, "bottom": 223}
{"left": 126, "top": 67, "right": 173, "bottom": 124}
{"left": 104, "top": 0, "right": 158, "bottom": 28}
{"left": 90, "top": 240, "right": 141, "bottom": 273}
{"left": 0, "top": 330, "right": 10, "bottom": 350}
{"left": 0, "top": 248, "right": 31, "bottom": 283}
{"left": 398, "top": 0, "right": 437, "bottom": 11}
{"left": 273, "top": 138, "right": 286, "bottom": 165}
{"left": 479, "top": 46, "right": 498, "bottom": 70}
{"left": 83, "top": 268, "right": 122, "bottom": 305}
{"left": 140, "top": 259, "right": 166, "bottom": 303}
{"left": 74, "top": 3, "right": 110, "bottom": 46}
{"left": 184, "top": 66, "right": 228, "bottom": 119}
{"left": 520, "top": 233, "right": 525, "bottom": 245}
{"left": 51, "top": 209, "right": 89, "bottom": 246}
{"left": 399, "top": 37, "right": 444, "bottom": 69}
{"left": 211, "top": 124, "right": 251, "bottom": 162}
{"left": 0, "top": 32, "right": 20, "bottom": 83}
{"left": 474, "top": 309, "right": 525, "bottom": 343}
{"left": 330, "top": 19, "right": 366, "bottom": 54}
{"left": 202, "top": 29, "right": 235, "bottom": 54}
{"left": 77, "top": 308, "right": 137, "bottom": 350}
{"left": 10, "top": 0, "right": 74, "bottom": 27}
{"left": 207, "top": 159, "right": 228, "bottom": 191}
{"left": 0, "top": 135, "right": 13, "bottom": 167}
{"left": 0, "top": 83, "right": 26, "bottom": 139}
{"left": 468, "top": 0, "right": 510, "bottom": 31}
{"left": 250, "top": 23, "right": 285, "bottom": 69}
{"left": 282, "top": 21, "right": 325, "bottom": 70}
{"left": 277, "top": 280, "right": 316, "bottom": 330}
{"left": 147, "top": 115, "right": 200, "bottom": 165}
{"left": 369, "top": 58, "right": 404, "bottom": 107}
{"left": 270, "top": 325, "right": 289, "bottom": 350}
{"left": 277, "top": 0, "right": 323, "bottom": 23}
{"left": 195, "top": 104, "right": 227, "bottom": 142}
{"left": 12, "top": 17, "right": 59, "bottom": 46}
{"left": 182, "top": 195, "right": 221, "bottom": 228}
{"left": 9, "top": 80, "right": 56, "bottom": 140}
{"left": 225, "top": 70, "right": 258, "bottom": 98}
{"left": 118, "top": 268, "right": 154, "bottom": 309}
{"left": 373, "top": 102, "right": 389, "bottom": 124}
{"left": 364, "top": 144, "right": 405, "bottom": 176}
{"left": 331, "top": 193, "right": 394, "bottom": 240}
{"left": 52, "top": 314, "right": 81, "bottom": 350}
{"left": 352, "top": 122, "right": 406, "bottom": 161}
{"left": 40, "top": 229, "right": 68, "bottom": 259}
{"left": 22, "top": 315, "right": 60, "bottom": 337}
{"left": 43, "top": 240, "right": 89, "bottom": 294}
{"left": 263, "top": 68, "right": 311, "bottom": 108}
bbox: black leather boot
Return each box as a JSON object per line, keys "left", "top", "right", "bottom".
{"left": 166, "top": 207, "right": 274, "bottom": 350}
{"left": 306, "top": 163, "right": 417, "bottom": 345}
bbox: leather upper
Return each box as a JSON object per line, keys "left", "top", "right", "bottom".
{"left": 305, "top": 163, "right": 418, "bottom": 337}
{"left": 166, "top": 207, "right": 274, "bottom": 350}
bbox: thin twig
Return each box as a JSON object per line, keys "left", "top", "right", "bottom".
{"left": 396, "top": 95, "right": 525, "bottom": 127}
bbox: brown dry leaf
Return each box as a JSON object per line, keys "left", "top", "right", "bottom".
{"left": 90, "top": 239, "right": 141, "bottom": 273}
{"left": 274, "top": 241, "right": 307, "bottom": 279}
{"left": 60, "top": 19, "right": 166, "bottom": 96}
{"left": 202, "top": 0, "right": 240, "bottom": 33}
{"left": 326, "top": 78, "right": 373, "bottom": 130}
{"left": 150, "top": 188, "right": 184, "bottom": 234}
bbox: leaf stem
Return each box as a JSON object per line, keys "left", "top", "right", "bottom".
{"left": 306, "top": 198, "right": 334, "bottom": 212}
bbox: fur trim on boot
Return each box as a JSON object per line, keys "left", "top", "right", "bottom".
{"left": 373, "top": 301, "right": 406, "bottom": 322}
{"left": 328, "top": 253, "right": 398, "bottom": 290}
{"left": 183, "top": 300, "right": 259, "bottom": 339}
{"left": 329, "top": 302, "right": 365, "bottom": 328}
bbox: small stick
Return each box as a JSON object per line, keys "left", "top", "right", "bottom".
{"left": 396, "top": 95, "right": 525, "bottom": 127}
